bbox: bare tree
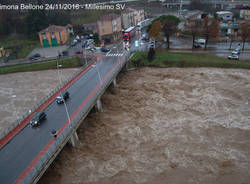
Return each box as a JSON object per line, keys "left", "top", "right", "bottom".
{"left": 148, "top": 21, "right": 162, "bottom": 41}
{"left": 240, "top": 22, "right": 250, "bottom": 51}
{"left": 202, "top": 17, "right": 220, "bottom": 49}
{"left": 162, "top": 16, "right": 180, "bottom": 49}
{"left": 187, "top": 18, "right": 202, "bottom": 48}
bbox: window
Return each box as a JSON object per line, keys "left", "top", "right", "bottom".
{"left": 42, "top": 33, "right": 46, "bottom": 39}
{"left": 102, "top": 28, "right": 105, "bottom": 33}
{"left": 112, "top": 20, "right": 117, "bottom": 25}
{"left": 51, "top": 32, "right": 55, "bottom": 39}
{"left": 102, "top": 21, "right": 104, "bottom": 26}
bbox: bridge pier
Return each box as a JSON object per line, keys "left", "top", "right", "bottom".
{"left": 70, "top": 131, "right": 79, "bottom": 147}
{"left": 96, "top": 98, "right": 103, "bottom": 112}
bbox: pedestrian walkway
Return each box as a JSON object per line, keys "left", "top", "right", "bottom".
{"left": 106, "top": 52, "right": 124, "bottom": 57}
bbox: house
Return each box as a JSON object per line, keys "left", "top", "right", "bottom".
{"left": 97, "top": 13, "right": 122, "bottom": 43}
{"left": 240, "top": 7, "right": 250, "bottom": 20}
{"left": 121, "top": 8, "right": 144, "bottom": 29}
{"left": 38, "top": 24, "right": 73, "bottom": 48}
{"left": 216, "top": 11, "right": 233, "bottom": 22}
{"left": 82, "top": 23, "right": 98, "bottom": 33}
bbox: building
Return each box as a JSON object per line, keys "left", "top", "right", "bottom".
{"left": 216, "top": 11, "right": 233, "bottom": 22}
{"left": 82, "top": 23, "right": 98, "bottom": 33}
{"left": 134, "top": 9, "right": 145, "bottom": 26}
{"left": 38, "top": 24, "right": 73, "bottom": 48}
{"left": 240, "top": 8, "right": 250, "bottom": 20}
{"left": 97, "top": 13, "right": 122, "bottom": 43}
{"left": 121, "top": 8, "right": 144, "bottom": 29}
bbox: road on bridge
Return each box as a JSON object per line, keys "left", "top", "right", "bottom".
{"left": 0, "top": 47, "right": 128, "bottom": 184}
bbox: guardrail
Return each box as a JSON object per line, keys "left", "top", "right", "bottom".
{"left": 0, "top": 55, "right": 74, "bottom": 67}
{"left": 21, "top": 51, "right": 132, "bottom": 184}
{"left": 0, "top": 56, "right": 96, "bottom": 141}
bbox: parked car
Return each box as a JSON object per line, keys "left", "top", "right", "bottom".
{"left": 101, "top": 47, "right": 110, "bottom": 52}
{"left": 228, "top": 54, "right": 239, "bottom": 60}
{"left": 30, "top": 111, "right": 46, "bottom": 127}
{"left": 28, "top": 53, "right": 41, "bottom": 61}
{"left": 232, "top": 48, "right": 240, "bottom": 55}
{"left": 62, "top": 51, "right": 69, "bottom": 57}
{"left": 56, "top": 91, "right": 70, "bottom": 104}
{"left": 75, "top": 49, "right": 83, "bottom": 54}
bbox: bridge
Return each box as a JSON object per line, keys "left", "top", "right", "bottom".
{"left": 0, "top": 48, "right": 132, "bottom": 184}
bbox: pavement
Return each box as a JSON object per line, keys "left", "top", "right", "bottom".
{"left": 29, "top": 45, "right": 69, "bottom": 58}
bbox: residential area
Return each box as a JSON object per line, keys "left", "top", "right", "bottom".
{"left": 0, "top": 0, "right": 250, "bottom": 184}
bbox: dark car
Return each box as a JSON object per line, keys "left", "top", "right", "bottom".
{"left": 30, "top": 111, "right": 46, "bottom": 127}
{"left": 62, "top": 51, "right": 69, "bottom": 57}
{"left": 56, "top": 91, "right": 70, "bottom": 104}
{"left": 101, "top": 47, "right": 110, "bottom": 52}
{"left": 28, "top": 53, "right": 41, "bottom": 61}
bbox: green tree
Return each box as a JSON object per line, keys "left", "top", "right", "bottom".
{"left": 47, "top": 10, "right": 71, "bottom": 26}
{"left": 148, "top": 47, "right": 155, "bottom": 62}
{"left": 24, "top": 10, "right": 48, "bottom": 39}
{"left": 162, "top": 15, "right": 180, "bottom": 49}
{"left": 93, "top": 33, "right": 100, "bottom": 45}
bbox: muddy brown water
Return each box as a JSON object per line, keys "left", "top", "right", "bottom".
{"left": 0, "top": 67, "right": 250, "bottom": 184}
{"left": 38, "top": 67, "right": 250, "bottom": 184}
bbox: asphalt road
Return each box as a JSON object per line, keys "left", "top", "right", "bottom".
{"left": 0, "top": 49, "right": 127, "bottom": 184}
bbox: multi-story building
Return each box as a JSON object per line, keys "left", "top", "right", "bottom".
{"left": 240, "top": 8, "right": 250, "bottom": 20}
{"left": 121, "top": 8, "right": 144, "bottom": 29}
{"left": 97, "top": 13, "right": 122, "bottom": 43}
{"left": 38, "top": 24, "right": 73, "bottom": 48}
{"left": 82, "top": 23, "right": 98, "bottom": 33}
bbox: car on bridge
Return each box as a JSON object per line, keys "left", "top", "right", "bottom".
{"left": 30, "top": 111, "right": 46, "bottom": 127}
{"left": 56, "top": 91, "right": 70, "bottom": 104}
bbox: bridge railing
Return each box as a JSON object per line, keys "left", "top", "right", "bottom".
{"left": 0, "top": 56, "right": 96, "bottom": 141}
{"left": 21, "top": 51, "right": 132, "bottom": 184}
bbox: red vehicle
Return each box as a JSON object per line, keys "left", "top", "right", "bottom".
{"left": 123, "top": 26, "right": 136, "bottom": 42}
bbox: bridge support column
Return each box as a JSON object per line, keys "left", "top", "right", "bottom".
{"left": 96, "top": 98, "right": 103, "bottom": 112}
{"left": 70, "top": 131, "right": 79, "bottom": 147}
{"left": 113, "top": 78, "right": 117, "bottom": 87}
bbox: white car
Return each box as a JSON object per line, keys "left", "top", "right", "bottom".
{"left": 232, "top": 48, "right": 240, "bottom": 55}
{"left": 228, "top": 54, "right": 239, "bottom": 60}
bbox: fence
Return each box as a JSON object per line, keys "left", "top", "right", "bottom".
{"left": 21, "top": 50, "right": 132, "bottom": 184}
{"left": 0, "top": 56, "right": 96, "bottom": 141}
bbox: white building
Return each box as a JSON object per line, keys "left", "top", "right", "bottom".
{"left": 240, "top": 8, "right": 250, "bottom": 20}
{"left": 216, "top": 11, "right": 233, "bottom": 21}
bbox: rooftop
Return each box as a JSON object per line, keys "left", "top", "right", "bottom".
{"left": 39, "top": 25, "right": 71, "bottom": 34}
{"left": 98, "top": 13, "right": 120, "bottom": 21}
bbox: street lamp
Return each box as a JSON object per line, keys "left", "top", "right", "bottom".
{"left": 91, "top": 64, "right": 102, "bottom": 86}
{"left": 56, "top": 57, "right": 71, "bottom": 129}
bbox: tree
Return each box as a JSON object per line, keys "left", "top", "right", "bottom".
{"left": 148, "top": 47, "right": 155, "bottom": 62}
{"left": 24, "top": 10, "right": 48, "bottom": 39}
{"left": 93, "top": 33, "right": 101, "bottom": 45}
{"left": 162, "top": 15, "right": 180, "bottom": 49}
{"left": 148, "top": 21, "right": 162, "bottom": 41}
{"left": 201, "top": 17, "right": 220, "bottom": 49}
{"left": 187, "top": 19, "right": 202, "bottom": 48}
{"left": 240, "top": 22, "right": 250, "bottom": 51}
{"left": 47, "top": 10, "right": 71, "bottom": 26}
